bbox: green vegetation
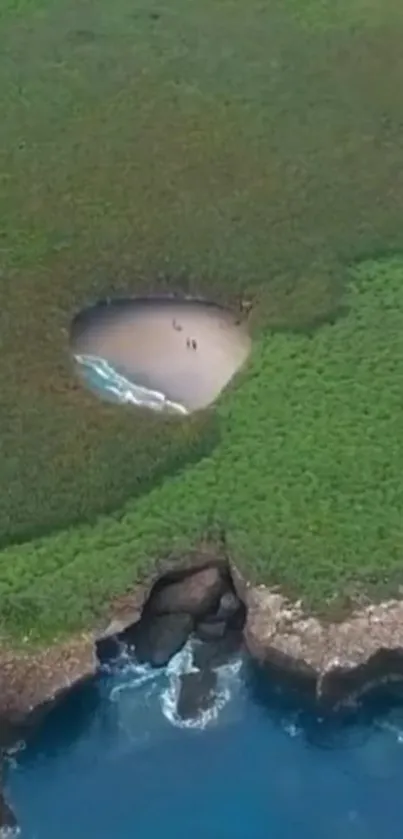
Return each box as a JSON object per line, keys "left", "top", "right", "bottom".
{"left": 282, "top": 0, "right": 402, "bottom": 30}
{"left": 2, "top": 0, "right": 403, "bottom": 641}
{"left": 1, "top": 256, "right": 403, "bottom": 641}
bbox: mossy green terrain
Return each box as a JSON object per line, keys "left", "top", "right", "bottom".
{"left": 2, "top": 256, "right": 403, "bottom": 641}
{"left": 1, "top": 0, "right": 403, "bottom": 640}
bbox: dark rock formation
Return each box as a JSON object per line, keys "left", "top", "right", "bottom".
{"left": 231, "top": 563, "right": 403, "bottom": 710}
{"left": 4, "top": 551, "right": 403, "bottom": 754}
{"left": 177, "top": 668, "right": 217, "bottom": 721}
{"left": 0, "top": 635, "right": 96, "bottom": 723}
{"left": 123, "top": 613, "right": 194, "bottom": 667}
{"left": 95, "top": 634, "right": 123, "bottom": 665}
{"left": 193, "top": 631, "right": 244, "bottom": 671}
{"left": 0, "top": 559, "right": 234, "bottom": 728}
{"left": 250, "top": 647, "right": 318, "bottom": 703}
{"left": 0, "top": 718, "right": 24, "bottom": 754}
{"left": 124, "top": 563, "right": 244, "bottom": 666}
{"left": 147, "top": 566, "right": 224, "bottom": 618}
{"left": 319, "top": 648, "right": 403, "bottom": 710}
{"left": 195, "top": 620, "right": 227, "bottom": 642}
{"left": 190, "top": 576, "right": 245, "bottom": 642}
{"left": 194, "top": 591, "right": 245, "bottom": 642}
{"left": 215, "top": 591, "right": 245, "bottom": 627}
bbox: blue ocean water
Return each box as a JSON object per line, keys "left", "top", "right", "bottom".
{"left": 6, "top": 641, "right": 403, "bottom": 839}
{"left": 74, "top": 353, "right": 189, "bottom": 414}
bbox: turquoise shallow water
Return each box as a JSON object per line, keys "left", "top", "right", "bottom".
{"left": 74, "top": 352, "right": 189, "bottom": 414}
{"left": 6, "top": 641, "right": 403, "bottom": 839}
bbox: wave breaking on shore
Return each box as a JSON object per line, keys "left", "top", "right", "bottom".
{"left": 74, "top": 353, "right": 189, "bottom": 415}
{"left": 104, "top": 639, "right": 243, "bottom": 732}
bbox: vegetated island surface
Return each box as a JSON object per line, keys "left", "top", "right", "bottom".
{"left": 1, "top": 0, "right": 403, "bottom": 656}
{"left": 1, "top": 255, "right": 403, "bottom": 645}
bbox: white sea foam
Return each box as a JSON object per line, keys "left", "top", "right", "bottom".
{"left": 107, "top": 649, "right": 164, "bottom": 703}
{"left": 74, "top": 353, "right": 189, "bottom": 415}
{"left": 109, "top": 664, "right": 162, "bottom": 702}
{"left": 105, "top": 639, "right": 243, "bottom": 733}
{"left": 161, "top": 641, "right": 243, "bottom": 730}
{"left": 4, "top": 741, "right": 26, "bottom": 762}
{"left": 377, "top": 716, "right": 403, "bottom": 744}
{"left": 282, "top": 719, "right": 302, "bottom": 739}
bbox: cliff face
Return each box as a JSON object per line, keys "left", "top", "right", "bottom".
{"left": 2, "top": 557, "right": 403, "bottom": 729}
{"left": 3, "top": 556, "right": 403, "bottom": 834}
{"left": 233, "top": 567, "right": 403, "bottom": 708}
{"left": 0, "top": 635, "right": 96, "bottom": 727}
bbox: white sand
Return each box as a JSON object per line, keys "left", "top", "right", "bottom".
{"left": 72, "top": 300, "right": 251, "bottom": 412}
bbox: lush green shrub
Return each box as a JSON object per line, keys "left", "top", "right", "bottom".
{"left": 3, "top": 0, "right": 403, "bottom": 640}
{"left": 2, "top": 257, "right": 403, "bottom": 640}
{"left": 2, "top": 0, "right": 403, "bottom": 545}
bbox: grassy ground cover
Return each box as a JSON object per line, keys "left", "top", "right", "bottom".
{"left": 1, "top": 255, "right": 403, "bottom": 641}
{"left": 2, "top": 0, "right": 403, "bottom": 545}
{"left": 2, "top": 0, "right": 403, "bottom": 641}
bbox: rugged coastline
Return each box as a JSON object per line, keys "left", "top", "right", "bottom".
{"left": 3, "top": 553, "right": 403, "bottom": 831}
{"left": 3, "top": 0, "right": 403, "bottom": 830}
{"left": 3, "top": 553, "right": 403, "bottom": 740}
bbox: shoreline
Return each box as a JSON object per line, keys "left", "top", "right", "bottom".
{"left": 3, "top": 552, "right": 403, "bottom": 737}
{"left": 3, "top": 553, "right": 403, "bottom": 832}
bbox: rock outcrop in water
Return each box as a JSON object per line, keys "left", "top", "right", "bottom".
{"left": 123, "top": 613, "right": 194, "bottom": 667}
{"left": 117, "top": 561, "right": 245, "bottom": 668}
{"left": 3, "top": 540, "right": 403, "bottom": 839}
{"left": 176, "top": 668, "right": 218, "bottom": 722}
{"left": 2, "top": 550, "right": 403, "bottom": 743}
{"left": 3, "top": 550, "right": 403, "bottom": 839}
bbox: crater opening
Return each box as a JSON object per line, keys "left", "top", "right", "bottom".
{"left": 69, "top": 295, "right": 252, "bottom": 414}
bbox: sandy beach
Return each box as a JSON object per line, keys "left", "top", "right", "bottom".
{"left": 71, "top": 298, "right": 251, "bottom": 412}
